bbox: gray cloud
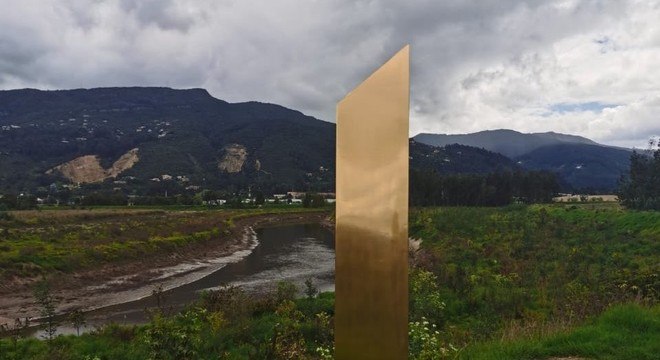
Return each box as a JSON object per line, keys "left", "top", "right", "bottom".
{"left": 0, "top": 0, "right": 658, "bottom": 147}
{"left": 120, "top": 0, "right": 198, "bottom": 32}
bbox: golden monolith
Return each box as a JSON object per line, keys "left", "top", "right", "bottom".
{"left": 335, "top": 45, "right": 410, "bottom": 359}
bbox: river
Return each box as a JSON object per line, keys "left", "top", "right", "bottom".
{"left": 32, "top": 223, "right": 335, "bottom": 337}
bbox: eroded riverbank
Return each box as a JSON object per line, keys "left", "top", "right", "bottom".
{"left": 59, "top": 222, "right": 335, "bottom": 336}
{"left": 0, "top": 210, "right": 331, "bottom": 328}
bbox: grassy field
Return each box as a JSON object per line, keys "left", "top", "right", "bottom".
{"left": 0, "top": 206, "right": 326, "bottom": 282}
{"left": 461, "top": 304, "right": 660, "bottom": 360}
{"left": 409, "top": 203, "right": 659, "bottom": 343}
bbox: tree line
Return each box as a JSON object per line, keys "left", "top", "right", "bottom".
{"left": 410, "top": 169, "right": 560, "bottom": 207}
{"left": 618, "top": 148, "right": 660, "bottom": 210}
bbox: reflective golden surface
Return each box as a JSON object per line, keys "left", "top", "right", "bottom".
{"left": 335, "top": 45, "right": 409, "bottom": 359}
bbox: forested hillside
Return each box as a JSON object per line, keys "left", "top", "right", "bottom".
{"left": 415, "top": 129, "right": 633, "bottom": 191}
{"left": 0, "top": 87, "right": 335, "bottom": 194}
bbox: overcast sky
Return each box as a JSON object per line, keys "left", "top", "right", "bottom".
{"left": 1, "top": 0, "right": 658, "bottom": 147}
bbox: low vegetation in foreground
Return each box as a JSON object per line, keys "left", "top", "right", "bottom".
{"left": 409, "top": 203, "right": 658, "bottom": 341}
{"left": 461, "top": 303, "right": 659, "bottom": 360}
{"left": 0, "top": 204, "right": 658, "bottom": 359}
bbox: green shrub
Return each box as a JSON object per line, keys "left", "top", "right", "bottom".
{"left": 409, "top": 317, "right": 456, "bottom": 360}
{"left": 140, "top": 309, "right": 205, "bottom": 360}
{"left": 410, "top": 269, "right": 446, "bottom": 324}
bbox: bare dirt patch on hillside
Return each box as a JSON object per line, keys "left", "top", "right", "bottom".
{"left": 218, "top": 144, "right": 248, "bottom": 173}
{"left": 46, "top": 148, "right": 139, "bottom": 183}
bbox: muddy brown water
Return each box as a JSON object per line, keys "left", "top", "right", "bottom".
{"left": 31, "top": 223, "right": 334, "bottom": 337}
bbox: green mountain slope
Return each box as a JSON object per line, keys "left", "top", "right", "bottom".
{"left": 414, "top": 129, "right": 632, "bottom": 191}
{"left": 516, "top": 143, "right": 632, "bottom": 191}
{"left": 410, "top": 140, "right": 518, "bottom": 174}
{"left": 0, "top": 87, "right": 335, "bottom": 194}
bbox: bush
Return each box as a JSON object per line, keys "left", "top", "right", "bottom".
{"left": 275, "top": 281, "right": 298, "bottom": 304}
{"left": 409, "top": 317, "right": 456, "bottom": 360}
{"left": 140, "top": 309, "right": 205, "bottom": 360}
{"left": 410, "top": 269, "right": 445, "bottom": 324}
{"left": 271, "top": 300, "right": 308, "bottom": 359}
{"left": 199, "top": 286, "right": 251, "bottom": 325}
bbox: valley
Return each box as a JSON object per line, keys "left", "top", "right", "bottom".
{"left": 0, "top": 87, "right": 657, "bottom": 359}
{"left": 2, "top": 1, "right": 659, "bottom": 358}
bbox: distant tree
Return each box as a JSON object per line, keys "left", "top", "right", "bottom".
{"left": 151, "top": 284, "right": 167, "bottom": 313}
{"left": 303, "top": 193, "right": 312, "bottom": 208}
{"left": 33, "top": 279, "right": 58, "bottom": 340}
{"left": 0, "top": 203, "right": 12, "bottom": 220}
{"left": 81, "top": 191, "right": 126, "bottom": 206}
{"left": 254, "top": 191, "right": 265, "bottom": 205}
{"left": 68, "top": 309, "right": 86, "bottom": 336}
{"left": 304, "top": 278, "right": 318, "bottom": 299}
{"left": 200, "top": 189, "right": 217, "bottom": 203}
{"left": 618, "top": 149, "right": 660, "bottom": 210}
{"left": 409, "top": 170, "right": 559, "bottom": 207}
{"left": 15, "top": 194, "right": 37, "bottom": 210}
{"left": 311, "top": 194, "right": 326, "bottom": 207}
{"left": 225, "top": 196, "right": 244, "bottom": 208}
{"left": 303, "top": 193, "right": 326, "bottom": 208}
{"left": 174, "top": 193, "right": 194, "bottom": 205}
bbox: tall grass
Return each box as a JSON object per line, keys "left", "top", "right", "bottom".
{"left": 461, "top": 304, "right": 660, "bottom": 360}
{"left": 409, "top": 204, "right": 659, "bottom": 343}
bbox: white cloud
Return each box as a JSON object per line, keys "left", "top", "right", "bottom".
{"left": 0, "top": 0, "right": 658, "bottom": 147}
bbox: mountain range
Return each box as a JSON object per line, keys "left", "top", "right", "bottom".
{"left": 0, "top": 87, "right": 634, "bottom": 194}
{"left": 413, "top": 130, "right": 633, "bottom": 191}
{"left": 414, "top": 129, "right": 600, "bottom": 158}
